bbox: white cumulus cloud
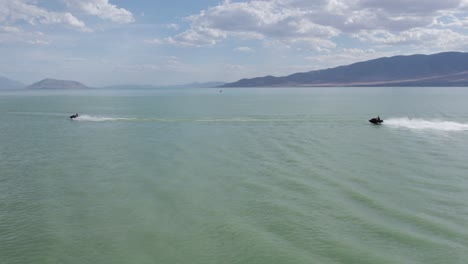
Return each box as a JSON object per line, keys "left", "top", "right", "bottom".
{"left": 0, "top": 26, "right": 21, "bottom": 33}
{"left": 235, "top": 46, "right": 254, "bottom": 52}
{"left": 0, "top": 26, "right": 50, "bottom": 45}
{"left": 0, "top": 0, "right": 89, "bottom": 31}
{"left": 168, "top": 0, "right": 339, "bottom": 47}
{"left": 354, "top": 28, "right": 468, "bottom": 51}
{"left": 65, "top": 0, "right": 134, "bottom": 23}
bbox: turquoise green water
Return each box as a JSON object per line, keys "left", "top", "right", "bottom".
{"left": 1, "top": 87, "right": 468, "bottom": 264}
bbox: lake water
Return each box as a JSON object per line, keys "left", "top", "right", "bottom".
{"left": 1, "top": 87, "right": 468, "bottom": 264}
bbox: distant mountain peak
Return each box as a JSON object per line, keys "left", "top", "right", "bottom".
{"left": 26, "top": 78, "right": 89, "bottom": 89}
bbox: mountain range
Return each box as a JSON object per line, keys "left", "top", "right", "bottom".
{"left": 2, "top": 52, "right": 468, "bottom": 89}
{"left": 222, "top": 52, "right": 468, "bottom": 87}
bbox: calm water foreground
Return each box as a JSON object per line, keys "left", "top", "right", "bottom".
{"left": 1, "top": 87, "right": 468, "bottom": 264}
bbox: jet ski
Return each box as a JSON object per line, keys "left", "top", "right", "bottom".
{"left": 369, "top": 116, "right": 383, "bottom": 124}
{"left": 70, "top": 113, "right": 79, "bottom": 119}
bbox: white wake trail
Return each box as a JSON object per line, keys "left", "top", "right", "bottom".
{"left": 75, "top": 115, "right": 133, "bottom": 122}
{"left": 384, "top": 117, "right": 468, "bottom": 131}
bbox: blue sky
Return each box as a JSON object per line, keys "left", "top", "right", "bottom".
{"left": 1, "top": 0, "right": 468, "bottom": 86}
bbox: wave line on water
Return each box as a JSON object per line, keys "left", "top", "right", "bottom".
{"left": 74, "top": 115, "right": 308, "bottom": 123}
{"left": 385, "top": 117, "right": 468, "bottom": 131}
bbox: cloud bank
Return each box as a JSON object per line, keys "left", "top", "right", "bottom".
{"left": 164, "top": 0, "right": 468, "bottom": 51}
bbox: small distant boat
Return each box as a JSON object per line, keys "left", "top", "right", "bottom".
{"left": 70, "top": 113, "right": 79, "bottom": 119}
{"left": 369, "top": 116, "right": 383, "bottom": 124}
